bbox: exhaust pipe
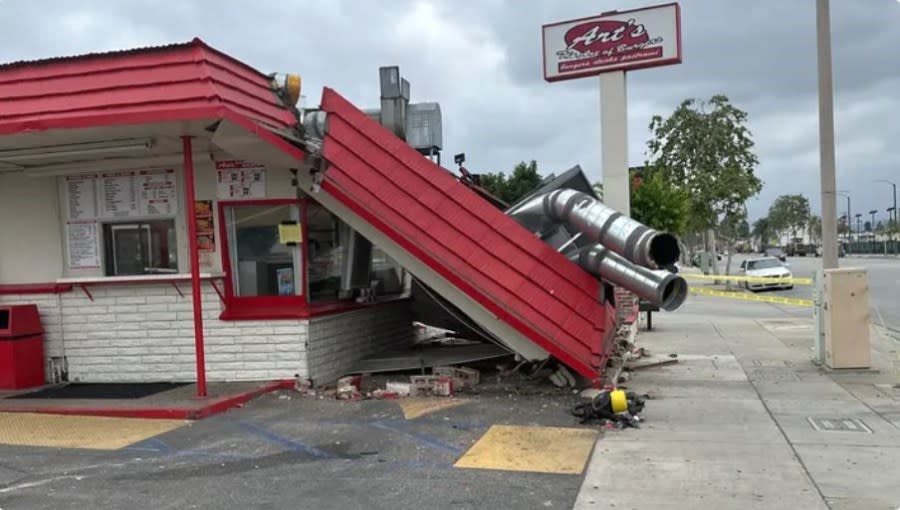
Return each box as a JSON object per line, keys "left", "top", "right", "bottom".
{"left": 573, "top": 244, "right": 688, "bottom": 311}
{"left": 537, "top": 189, "right": 680, "bottom": 268}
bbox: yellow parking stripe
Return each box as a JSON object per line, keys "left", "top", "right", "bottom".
{"left": 0, "top": 412, "right": 186, "bottom": 450}
{"left": 454, "top": 425, "right": 597, "bottom": 474}
{"left": 690, "top": 286, "right": 814, "bottom": 307}
{"left": 682, "top": 273, "right": 813, "bottom": 285}
{"left": 397, "top": 398, "right": 469, "bottom": 420}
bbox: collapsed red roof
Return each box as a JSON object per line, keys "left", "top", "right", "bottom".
{"left": 318, "top": 88, "right": 616, "bottom": 380}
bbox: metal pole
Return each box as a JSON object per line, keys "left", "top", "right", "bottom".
{"left": 600, "top": 71, "right": 630, "bottom": 215}
{"left": 182, "top": 136, "right": 207, "bottom": 398}
{"left": 817, "top": 0, "right": 838, "bottom": 269}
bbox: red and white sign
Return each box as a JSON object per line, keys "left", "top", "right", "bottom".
{"left": 542, "top": 3, "right": 681, "bottom": 82}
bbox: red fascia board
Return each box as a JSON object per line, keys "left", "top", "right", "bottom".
{"left": 0, "top": 105, "right": 227, "bottom": 136}
{"left": 2, "top": 81, "right": 221, "bottom": 118}
{"left": 0, "top": 62, "right": 208, "bottom": 99}
{"left": 0, "top": 283, "right": 73, "bottom": 295}
{"left": 0, "top": 45, "right": 202, "bottom": 82}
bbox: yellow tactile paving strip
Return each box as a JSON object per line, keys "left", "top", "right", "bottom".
{"left": 0, "top": 412, "right": 187, "bottom": 450}
{"left": 397, "top": 398, "right": 469, "bottom": 420}
{"left": 454, "top": 425, "right": 598, "bottom": 474}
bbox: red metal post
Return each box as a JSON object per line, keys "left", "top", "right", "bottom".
{"left": 182, "top": 136, "right": 207, "bottom": 398}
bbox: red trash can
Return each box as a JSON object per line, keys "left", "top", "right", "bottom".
{"left": 0, "top": 304, "right": 46, "bottom": 390}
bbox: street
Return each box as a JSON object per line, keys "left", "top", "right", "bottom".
{"left": 719, "top": 254, "right": 900, "bottom": 334}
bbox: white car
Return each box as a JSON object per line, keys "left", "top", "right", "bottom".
{"left": 739, "top": 257, "right": 793, "bottom": 291}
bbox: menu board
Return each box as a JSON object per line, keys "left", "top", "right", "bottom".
{"left": 138, "top": 169, "right": 177, "bottom": 216}
{"left": 65, "top": 174, "right": 99, "bottom": 220}
{"left": 216, "top": 160, "right": 266, "bottom": 199}
{"left": 66, "top": 170, "right": 178, "bottom": 220}
{"left": 100, "top": 171, "right": 140, "bottom": 218}
{"left": 66, "top": 221, "right": 100, "bottom": 269}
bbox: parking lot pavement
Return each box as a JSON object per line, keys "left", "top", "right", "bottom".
{"left": 0, "top": 377, "right": 606, "bottom": 510}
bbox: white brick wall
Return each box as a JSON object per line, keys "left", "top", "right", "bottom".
{"left": 3, "top": 282, "right": 308, "bottom": 383}
{"left": 307, "top": 300, "right": 414, "bottom": 385}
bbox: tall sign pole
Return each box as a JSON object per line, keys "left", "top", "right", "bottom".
{"left": 817, "top": 0, "right": 839, "bottom": 269}
{"left": 600, "top": 71, "right": 630, "bottom": 213}
{"left": 542, "top": 3, "right": 682, "bottom": 216}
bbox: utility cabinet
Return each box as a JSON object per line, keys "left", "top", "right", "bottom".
{"left": 823, "top": 268, "right": 870, "bottom": 369}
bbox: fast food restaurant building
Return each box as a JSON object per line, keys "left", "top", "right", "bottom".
{"left": 0, "top": 39, "right": 616, "bottom": 391}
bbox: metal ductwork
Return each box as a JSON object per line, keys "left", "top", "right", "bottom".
{"left": 521, "top": 188, "right": 680, "bottom": 269}
{"left": 574, "top": 244, "right": 688, "bottom": 312}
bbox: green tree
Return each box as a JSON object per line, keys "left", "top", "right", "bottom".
{"left": 479, "top": 160, "right": 543, "bottom": 205}
{"left": 752, "top": 217, "right": 773, "bottom": 249}
{"left": 718, "top": 209, "right": 750, "bottom": 287}
{"left": 807, "top": 215, "right": 822, "bottom": 244}
{"left": 646, "top": 95, "right": 763, "bottom": 274}
{"left": 630, "top": 171, "right": 690, "bottom": 235}
{"left": 768, "top": 194, "right": 810, "bottom": 240}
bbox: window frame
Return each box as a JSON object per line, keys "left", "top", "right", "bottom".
{"left": 217, "top": 197, "right": 411, "bottom": 321}
{"left": 217, "top": 198, "right": 307, "bottom": 320}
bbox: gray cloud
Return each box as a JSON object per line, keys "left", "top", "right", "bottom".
{"left": 1, "top": 0, "right": 898, "bottom": 221}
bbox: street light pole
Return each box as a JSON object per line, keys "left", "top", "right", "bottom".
{"left": 837, "top": 191, "right": 851, "bottom": 253}
{"left": 817, "top": 0, "right": 838, "bottom": 269}
{"left": 875, "top": 179, "right": 897, "bottom": 227}
{"left": 855, "top": 213, "right": 862, "bottom": 244}
{"left": 869, "top": 209, "right": 877, "bottom": 252}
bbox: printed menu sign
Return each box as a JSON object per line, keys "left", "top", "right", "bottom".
{"left": 216, "top": 160, "right": 266, "bottom": 199}
{"left": 66, "top": 221, "right": 100, "bottom": 268}
{"left": 138, "top": 169, "right": 177, "bottom": 216}
{"left": 100, "top": 171, "right": 140, "bottom": 218}
{"left": 67, "top": 170, "right": 178, "bottom": 220}
{"left": 65, "top": 174, "right": 98, "bottom": 220}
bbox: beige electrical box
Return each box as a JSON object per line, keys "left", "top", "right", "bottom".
{"left": 823, "top": 268, "right": 870, "bottom": 369}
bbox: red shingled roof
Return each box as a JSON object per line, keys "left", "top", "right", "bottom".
{"left": 319, "top": 88, "right": 616, "bottom": 380}
{"left": 0, "top": 38, "right": 297, "bottom": 136}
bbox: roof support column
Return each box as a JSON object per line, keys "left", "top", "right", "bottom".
{"left": 182, "top": 135, "right": 207, "bottom": 398}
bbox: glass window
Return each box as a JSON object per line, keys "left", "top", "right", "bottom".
{"left": 103, "top": 220, "right": 177, "bottom": 276}
{"left": 371, "top": 245, "right": 404, "bottom": 295}
{"left": 224, "top": 204, "right": 302, "bottom": 297}
{"left": 306, "top": 202, "right": 350, "bottom": 303}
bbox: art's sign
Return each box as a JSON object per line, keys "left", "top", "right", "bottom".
{"left": 542, "top": 3, "right": 681, "bottom": 82}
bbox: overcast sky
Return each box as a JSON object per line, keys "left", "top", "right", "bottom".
{"left": 2, "top": 0, "right": 898, "bottom": 221}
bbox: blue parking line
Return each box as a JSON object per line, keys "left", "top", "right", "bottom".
{"left": 236, "top": 421, "right": 335, "bottom": 459}
{"left": 370, "top": 420, "right": 464, "bottom": 454}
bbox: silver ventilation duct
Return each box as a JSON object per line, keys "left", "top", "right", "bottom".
{"left": 517, "top": 188, "right": 680, "bottom": 269}
{"left": 573, "top": 244, "right": 688, "bottom": 311}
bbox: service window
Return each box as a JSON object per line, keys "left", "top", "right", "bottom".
{"left": 102, "top": 220, "right": 178, "bottom": 276}
{"left": 306, "top": 201, "right": 350, "bottom": 303}
{"left": 223, "top": 203, "right": 302, "bottom": 298}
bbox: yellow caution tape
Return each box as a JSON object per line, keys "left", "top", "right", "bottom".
{"left": 681, "top": 273, "right": 814, "bottom": 285}
{"left": 689, "top": 286, "right": 814, "bottom": 307}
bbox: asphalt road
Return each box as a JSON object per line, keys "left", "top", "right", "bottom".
{"left": 721, "top": 254, "right": 900, "bottom": 333}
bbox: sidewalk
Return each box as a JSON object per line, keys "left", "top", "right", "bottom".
{"left": 575, "top": 296, "right": 900, "bottom": 510}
